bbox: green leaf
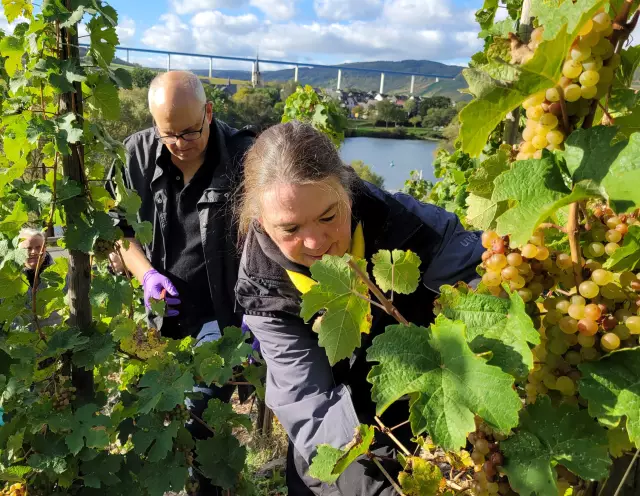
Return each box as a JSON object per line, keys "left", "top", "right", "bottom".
{"left": 578, "top": 348, "right": 640, "bottom": 448}
{"left": 90, "top": 274, "right": 134, "bottom": 317}
{"left": 398, "top": 457, "right": 444, "bottom": 496}
{"left": 602, "top": 225, "right": 640, "bottom": 271}
{"left": 86, "top": 75, "right": 120, "bottom": 120}
{"left": 615, "top": 45, "right": 640, "bottom": 88}
{"left": 133, "top": 220, "right": 153, "bottom": 245}
{"left": 614, "top": 107, "right": 640, "bottom": 138}
{"left": 501, "top": 396, "right": 611, "bottom": 496}
{"left": 300, "top": 255, "right": 372, "bottom": 365}
{"left": 202, "top": 398, "right": 252, "bottom": 435}
{"left": 87, "top": 16, "right": 119, "bottom": 67}
{"left": 137, "top": 366, "right": 193, "bottom": 414}
{"left": 243, "top": 363, "right": 266, "bottom": 400}
{"left": 466, "top": 194, "right": 508, "bottom": 231}
{"left": 333, "top": 424, "right": 375, "bottom": 474}
{"left": 132, "top": 415, "right": 180, "bottom": 463}
{"left": 531, "top": 0, "right": 604, "bottom": 41}
{"left": 475, "top": 0, "right": 498, "bottom": 30}
{"left": 50, "top": 404, "right": 110, "bottom": 455}
{"left": 467, "top": 148, "right": 510, "bottom": 198}
{"left": 371, "top": 249, "right": 422, "bottom": 295}
{"left": 437, "top": 285, "right": 540, "bottom": 378}
{"left": 459, "top": 0, "right": 604, "bottom": 157}
{"left": 0, "top": 265, "right": 28, "bottom": 299}
{"left": 2, "top": 0, "right": 33, "bottom": 23}
{"left": 193, "top": 326, "right": 251, "bottom": 385}
{"left": 0, "top": 199, "right": 29, "bottom": 233}
{"left": 563, "top": 128, "right": 640, "bottom": 213}
{"left": 608, "top": 421, "right": 634, "bottom": 458}
{"left": 80, "top": 453, "right": 123, "bottom": 488}
{"left": 196, "top": 433, "right": 246, "bottom": 490}
{"left": 0, "top": 465, "right": 32, "bottom": 483}
{"left": 0, "top": 35, "right": 24, "bottom": 76}
{"left": 492, "top": 154, "right": 589, "bottom": 246}
{"left": 366, "top": 315, "right": 522, "bottom": 450}
{"left": 55, "top": 113, "right": 83, "bottom": 144}
{"left": 308, "top": 445, "right": 343, "bottom": 484}
{"left": 72, "top": 332, "right": 115, "bottom": 369}
{"left": 138, "top": 451, "right": 188, "bottom": 496}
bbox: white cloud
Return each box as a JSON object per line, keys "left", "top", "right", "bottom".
{"left": 141, "top": 14, "right": 194, "bottom": 52}
{"left": 0, "top": 12, "right": 28, "bottom": 34}
{"left": 191, "top": 11, "right": 261, "bottom": 35}
{"left": 314, "top": 0, "right": 382, "bottom": 21}
{"left": 116, "top": 16, "right": 136, "bottom": 44}
{"left": 171, "top": 0, "right": 248, "bottom": 15}
{"left": 381, "top": 0, "right": 452, "bottom": 26}
{"left": 250, "top": 0, "right": 296, "bottom": 21}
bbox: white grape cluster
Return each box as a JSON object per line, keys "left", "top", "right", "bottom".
{"left": 517, "top": 10, "right": 620, "bottom": 161}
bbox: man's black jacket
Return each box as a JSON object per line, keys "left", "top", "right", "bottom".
{"left": 108, "top": 120, "right": 255, "bottom": 333}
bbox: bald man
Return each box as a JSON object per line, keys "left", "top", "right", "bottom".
{"left": 108, "top": 71, "right": 254, "bottom": 495}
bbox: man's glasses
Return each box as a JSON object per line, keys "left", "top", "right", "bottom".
{"left": 155, "top": 108, "right": 207, "bottom": 145}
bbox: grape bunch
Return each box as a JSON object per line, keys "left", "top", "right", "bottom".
{"left": 516, "top": 10, "right": 620, "bottom": 161}
{"left": 185, "top": 478, "right": 199, "bottom": 495}
{"left": 93, "top": 237, "right": 115, "bottom": 261}
{"left": 468, "top": 420, "right": 512, "bottom": 496}
{"left": 166, "top": 404, "right": 191, "bottom": 425}
{"left": 0, "top": 484, "right": 26, "bottom": 496}
{"left": 51, "top": 376, "right": 76, "bottom": 411}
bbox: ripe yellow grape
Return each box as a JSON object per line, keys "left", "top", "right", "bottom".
{"left": 535, "top": 246, "right": 550, "bottom": 260}
{"left": 625, "top": 316, "right": 640, "bottom": 334}
{"left": 579, "top": 70, "right": 600, "bottom": 87}
{"left": 592, "top": 11, "right": 611, "bottom": 32}
{"left": 539, "top": 113, "right": 559, "bottom": 128}
{"left": 556, "top": 299, "right": 571, "bottom": 313}
{"left": 521, "top": 141, "right": 537, "bottom": 154}
{"left": 605, "top": 242, "right": 620, "bottom": 255}
{"left": 563, "top": 60, "right": 583, "bottom": 79}
{"left": 578, "top": 19, "right": 594, "bottom": 36}
{"left": 507, "top": 252, "right": 523, "bottom": 266}
{"left": 584, "top": 303, "right": 602, "bottom": 321}
{"left": 568, "top": 303, "right": 586, "bottom": 320}
{"left": 556, "top": 253, "right": 573, "bottom": 269}
{"left": 522, "top": 244, "right": 538, "bottom": 258}
{"left": 589, "top": 242, "right": 605, "bottom": 257}
{"left": 578, "top": 333, "right": 596, "bottom": 347}
{"left": 486, "top": 253, "right": 508, "bottom": 271}
{"left": 559, "top": 316, "right": 579, "bottom": 334}
{"left": 545, "top": 87, "right": 560, "bottom": 102}
{"left": 532, "top": 135, "right": 548, "bottom": 149}
{"left": 544, "top": 131, "right": 563, "bottom": 149}
{"left": 526, "top": 105, "right": 545, "bottom": 120}
{"left": 570, "top": 294, "right": 586, "bottom": 305}
{"left": 522, "top": 127, "right": 537, "bottom": 142}
{"left": 501, "top": 265, "right": 519, "bottom": 280}
{"left": 523, "top": 92, "right": 546, "bottom": 108}
{"left": 482, "top": 271, "right": 502, "bottom": 287}
{"left": 536, "top": 124, "right": 553, "bottom": 136}
{"left": 481, "top": 231, "right": 500, "bottom": 249}
{"left": 579, "top": 280, "right": 600, "bottom": 298}
{"left": 591, "top": 268, "right": 613, "bottom": 285}
{"left": 533, "top": 150, "right": 543, "bottom": 159}
{"left": 581, "top": 84, "right": 598, "bottom": 99}
{"left": 601, "top": 332, "right": 621, "bottom": 351}
{"left": 571, "top": 45, "right": 591, "bottom": 62}
{"left": 555, "top": 376, "right": 576, "bottom": 396}
{"left": 564, "top": 84, "right": 582, "bottom": 102}
{"left": 581, "top": 57, "right": 601, "bottom": 71}
{"left": 510, "top": 275, "right": 526, "bottom": 290}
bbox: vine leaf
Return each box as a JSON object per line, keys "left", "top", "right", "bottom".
{"left": 501, "top": 396, "right": 611, "bottom": 496}
{"left": 138, "top": 451, "right": 188, "bottom": 496}
{"left": 80, "top": 453, "right": 123, "bottom": 488}
{"left": 563, "top": 127, "right": 640, "bottom": 213}
{"left": 87, "top": 15, "right": 119, "bottom": 67}
{"left": 300, "top": 255, "right": 372, "bottom": 365}
{"left": 334, "top": 424, "right": 375, "bottom": 474}
{"left": 459, "top": 0, "right": 604, "bottom": 157}
{"left": 196, "top": 433, "right": 247, "bottom": 490}
{"left": 531, "top": 0, "right": 605, "bottom": 41}
{"left": 308, "top": 445, "right": 345, "bottom": 484}
{"left": 2, "top": 0, "right": 33, "bottom": 23}
{"left": 607, "top": 421, "right": 634, "bottom": 458}
{"left": 372, "top": 249, "right": 422, "bottom": 295}
{"left": 578, "top": 348, "right": 640, "bottom": 448}
{"left": 202, "top": 398, "right": 252, "bottom": 434}
{"left": 398, "top": 457, "right": 445, "bottom": 496}
{"left": 0, "top": 465, "right": 32, "bottom": 483}
{"left": 466, "top": 194, "right": 508, "bottom": 231}
{"left": 0, "top": 35, "right": 24, "bottom": 76}
{"left": 132, "top": 415, "right": 180, "bottom": 463}
{"left": 137, "top": 366, "right": 193, "bottom": 414}
{"left": 192, "top": 326, "right": 251, "bottom": 385}
{"left": 48, "top": 404, "right": 110, "bottom": 455}
{"left": 366, "top": 315, "right": 521, "bottom": 451}
{"left": 492, "top": 154, "right": 589, "bottom": 246}
{"left": 603, "top": 225, "right": 640, "bottom": 271}
{"left": 437, "top": 285, "right": 540, "bottom": 378}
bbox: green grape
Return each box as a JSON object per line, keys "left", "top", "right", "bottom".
{"left": 578, "top": 333, "right": 596, "bottom": 347}
{"left": 570, "top": 45, "right": 591, "bottom": 62}
{"left": 585, "top": 259, "right": 602, "bottom": 271}
{"left": 555, "top": 376, "right": 576, "bottom": 396}
{"left": 556, "top": 253, "right": 573, "bottom": 269}
{"left": 581, "top": 57, "right": 601, "bottom": 71}
{"left": 625, "top": 315, "right": 640, "bottom": 334}
{"left": 609, "top": 53, "right": 621, "bottom": 69}
{"left": 581, "top": 346, "right": 601, "bottom": 361}
{"left": 563, "top": 60, "right": 583, "bottom": 79}
{"left": 584, "top": 303, "right": 602, "bottom": 321}
{"left": 532, "top": 135, "right": 548, "bottom": 150}
{"left": 522, "top": 244, "right": 538, "bottom": 258}
{"left": 556, "top": 299, "right": 571, "bottom": 314}
{"left": 579, "top": 280, "right": 600, "bottom": 298}
{"left": 614, "top": 308, "right": 633, "bottom": 322}
{"left": 588, "top": 242, "right": 605, "bottom": 257}
{"left": 568, "top": 303, "right": 586, "bottom": 320}
{"left": 570, "top": 295, "right": 586, "bottom": 305}
{"left": 526, "top": 105, "right": 545, "bottom": 120}
{"left": 563, "top": 83, "right": 582, "bottom": 102}
{"left": 510, "top": 275, "right": 526, "bottom": 290}
{"left": 544, "top": 309, "right": 562, "bottom": 325}
{"left": 475, "top": 438, "right": 490, "bottom": 454}
{"left": 605, "top": 242, "right": 620, "bottom": 256}
{"left": 590, "top": 228, "right": 606, "bottom": 241}
{"left": 518, "top": 261, "right": 532, "bottom": 274}
{"left": 518, "top": 288, "right": 533, "bottom": 302}
{"left": 547, "top": 129, "right": 564, "bottom": 145}
{"left": 564, "top": 350, "right": 582, "bottom": 366}
{"left": 559, "top": 316, "right": 578, "bottom": 334}
{"left": 620, "top": 271, "right": 636, "bottom": 288}
{"left": 565, "top": 332, "right": 579, "bottom": 346}
{"left": 543, "top": 297, "right": 558, "bottom": 310}
{"left": 542, "top": 373, "right": 557, "bottom": 390}
{"left": 545, "top": 87, "right": 561, "bottom": 102}
{"left": 483, "top": 271, "right": 502, "bottom": 287}
{"left": 529, "top": 281, "right": 544, "bottom": 298}
{"left": 613, "top": 324, "right": 631, "bottom": 340}
{"left": 579, "top": 70, "right": 600, "bottom": 87}
{"left": 578, "top": 318, "right": 599, "bottom": 336}
{"left": 581, "top": 30, "right": 600, "bottom": 48}
{"left": 592, "top": 37, "right": 612, "bottom": 55}
{"left": 592, "top": 269, "right": 613, "bottom": 285}
{"left": 581, "top": 84, "right": 598, "bottom": 99}
{"left": 605, "top": 229, "right": 622, "bottom": 243}
{"left": 601, "top": 332, "right": 621, "bottom": 351}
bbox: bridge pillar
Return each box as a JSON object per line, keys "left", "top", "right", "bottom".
{"left": 337, "top": 69, "right": 342, "bottom": 90}
{"left": 209, "top": 58, "right": 213, "bottom": 79}
{"left": 167, "top": 53, "right": 171, "bottom": 72}
{"left": 294, "top": 65, "right": 299, "bottom": 82}
{"left": 379, "top": 73, "right": 385, "bottom": 95}
{"left": 410, "top": 75, "right": 415, "bottom": 95}
{"left": 126, "top": 49, "right": 129, "bottom": 63}
{"left": 436, "top": 77, "right": 439, "bottom": 83}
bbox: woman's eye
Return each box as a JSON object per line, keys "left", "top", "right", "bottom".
{"left": 321, "top": 214, "right": 336, "bottom": 223}
{"left": 283, "top": 226, "right": 298, "bottom": 234}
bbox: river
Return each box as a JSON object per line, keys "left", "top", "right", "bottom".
{"left": 339, "top": 137, "right": 441, "bottom": 191}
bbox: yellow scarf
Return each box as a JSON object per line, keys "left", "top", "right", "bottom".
{"left": 286, "top": 222, "right": 364, "bottom": 294}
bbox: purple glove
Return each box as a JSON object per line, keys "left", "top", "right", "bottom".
{"left": 142, "top": 269, "right": 181, "bottom": 317}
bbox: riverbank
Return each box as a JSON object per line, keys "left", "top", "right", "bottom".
{"left": 346, "top": 120, "right": 442, "bottom": 141}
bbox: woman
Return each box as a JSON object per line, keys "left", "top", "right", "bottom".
{"left": 235, "top": 122, "right": 483, "bottom": 494}
{"left": 19, "top": 228, "right": 53, "bottom": 287}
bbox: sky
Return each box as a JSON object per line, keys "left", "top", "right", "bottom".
{"left": 1, "top": 0, "right": 506, "bottom": 72}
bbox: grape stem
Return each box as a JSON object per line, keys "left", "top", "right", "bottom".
{"left": 370, "top": 456, "right": 406, "bottom": 496}
{"left": 557, "top": 87, "right": 571, "bottom": 135}
{"left": 538, "top": 222, "right": 567, "bottom": 234}
{"left": 613, "top": 449, "right": 640, "bottom": 496}
{"left": 374, "top": 416, "right": 411, "bottom": 457}
{"left": 567, "top": 202, "right": 583, "bottom": 286}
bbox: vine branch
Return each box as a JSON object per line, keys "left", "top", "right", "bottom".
{"left": 613, "top": 449, "right": 640, "bottom": 496}
{"left": 347, "top": 259, "right": 410, "bottom": 326}
{"left": 374, "top": 416, "right": 411, "bottom": 457}
{"left": 370, "top": 456, "right": 406, "bottom": 496}
{"left": 567, "top": 202, "right": 583, "bottom": 286}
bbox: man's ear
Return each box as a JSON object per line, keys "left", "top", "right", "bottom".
{"left": 206, "top": 101, "right": 214, "bottom": 123}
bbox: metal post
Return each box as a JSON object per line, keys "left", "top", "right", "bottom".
{"left": 167, "top": 53, "right": 171, "bottom": 72}
{"left": 294, "top": 65, "right": 299, "bottom": 82}
{"left": 410, "top": 75, "right": 415, "bottom": 95}
{"left": 126, "top": 49, "right": 129, "bottom": 63}
{"left": 337, "top": 69, "right": 342, "bottom": 91}
{"left": 435, "top": 77, "right": 439, "bottom": 83}
{"left": 379, "top": 73, "right": 385, "bottom": 95}
{"left": 209, "top": 58, "right": 213, "bottom": 79}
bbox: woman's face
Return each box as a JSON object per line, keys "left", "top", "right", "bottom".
{"left": 20, "top": 235, "right": 45, "bottom": 270}
{"left": 259, "top": 178, "right": 352, "bottom": 268}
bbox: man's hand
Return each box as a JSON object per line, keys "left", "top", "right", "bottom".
{"left": 142, "top": 269, "right": 181, "bottom": 317}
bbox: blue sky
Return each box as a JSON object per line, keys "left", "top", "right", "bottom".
{"left": 2, "top": 0, "right": 500, "bottom": 70}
